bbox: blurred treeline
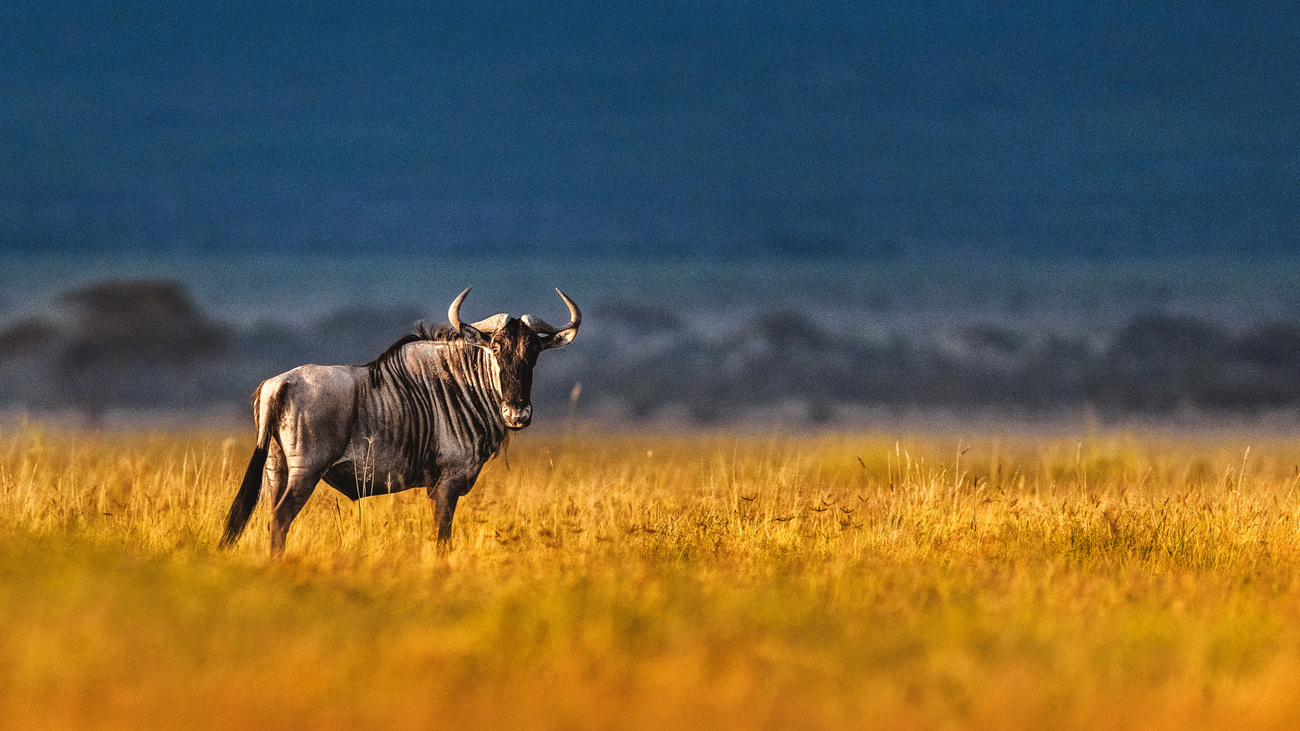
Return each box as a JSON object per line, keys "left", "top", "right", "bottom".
{"left": 2, "top": 279, "right": 1300, "bottom": 423}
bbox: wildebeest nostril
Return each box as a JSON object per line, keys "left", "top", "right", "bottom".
{"left": 502, "top": 404, "right": 532, "bottom": 425}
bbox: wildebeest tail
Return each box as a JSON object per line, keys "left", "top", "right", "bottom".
{"left": 220, "top": 381, "right": 282, "bottom": 548}
{"left": 220, "top": 445, "right": 268, "bottom": 548}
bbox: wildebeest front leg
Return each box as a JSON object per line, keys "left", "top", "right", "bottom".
{"left": 427, "top": 473, "right": 475, "bottom": 546}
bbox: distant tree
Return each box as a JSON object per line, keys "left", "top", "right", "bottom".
{"left": 55, "top": 280, "right": 229, "bottom": 421}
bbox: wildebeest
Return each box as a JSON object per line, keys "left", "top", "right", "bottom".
{"left": 219, "top": 287, "right": 581, "bottom": 556}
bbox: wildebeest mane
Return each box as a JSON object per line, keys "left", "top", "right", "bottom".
{"left": 366, "top": 322, "right": 462, "bottom": 387}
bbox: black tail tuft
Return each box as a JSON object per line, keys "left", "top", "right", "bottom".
{"left": 220, "top": 446, "right": 268, "bottom": 548}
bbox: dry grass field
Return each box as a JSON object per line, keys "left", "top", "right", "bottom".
{"left": 3, "top": 421, "right": 1300, "bottom": 729}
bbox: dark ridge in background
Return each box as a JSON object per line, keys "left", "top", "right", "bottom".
{"left": 3, "top": 2, "right": 1298, "bottom": 256}
{"left": 5, "top": 278, "right": 1300, "bottom": 424}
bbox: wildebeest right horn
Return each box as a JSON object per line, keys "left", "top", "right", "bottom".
{"left": 448, "top": 287, "right": 472, "bottom": 332}
{"left": 448, "top": 286, "right": 491, "bottom": 346}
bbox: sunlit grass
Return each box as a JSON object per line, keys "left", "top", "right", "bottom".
{"left": 3, "top": 423, "right": 1300, "bottom": 728}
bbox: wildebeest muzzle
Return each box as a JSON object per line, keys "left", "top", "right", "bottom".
{"left": 501, "top": 403, "right": 532, "bottom": 429}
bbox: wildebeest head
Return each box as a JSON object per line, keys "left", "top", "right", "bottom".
{"left": 448, "top": 287, "right": 581, "bottom": 429}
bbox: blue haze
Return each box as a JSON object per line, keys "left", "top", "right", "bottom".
{"left": 2, "top": 1, "right": 1298, "bottom": 258}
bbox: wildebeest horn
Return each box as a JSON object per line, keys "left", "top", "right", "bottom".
{"left": 447, "top": 287, "right": 472, "bottom": 332}
{"left": 523, "top": 289, "right": 582, "bottom": 335}
{"left": 449, "top": 287, "right": 508, "bottom": 340}
{"left": 523, "top": 289, "right": 581, "bottom": 350}
{"left": 556, "top": 288, "right": 581, "bottom": 332}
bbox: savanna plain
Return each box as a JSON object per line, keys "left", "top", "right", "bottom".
{"left": 4, "top": 422, "right": 1300, "bottom": 729}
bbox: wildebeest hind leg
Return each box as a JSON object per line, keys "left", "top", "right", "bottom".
{"left": 269, "top": 467, "right": 320, "bottom": 557}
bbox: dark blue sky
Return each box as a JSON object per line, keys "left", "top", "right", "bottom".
{"left": 2, "top": 1, "right": 1298, "bottom": 256}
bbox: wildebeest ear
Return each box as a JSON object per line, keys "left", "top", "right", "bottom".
{"left": 458, "top": 322, "right": 490, "bottom": 348}
{"left": 540, "top": 327, "right": 578, "bottom": 350}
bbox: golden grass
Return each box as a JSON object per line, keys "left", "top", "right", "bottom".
{"left": 3, "top": 423, "right": 1300, "bottom": 729}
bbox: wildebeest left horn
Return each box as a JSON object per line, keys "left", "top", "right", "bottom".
{"left": 523, "top": 289, "right": 581, "bottom": 350}
{"left": 555, "top": 288, "right": 581, "bottom": 332}
{"left": 523, "top": 289, "right": 582, "bottom": 334}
